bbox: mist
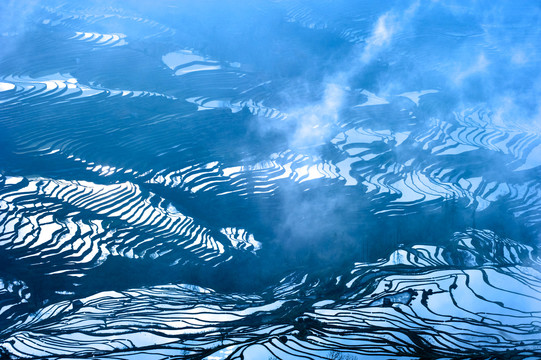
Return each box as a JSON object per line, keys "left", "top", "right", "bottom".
{"left": 1, "top": 1, "right": 540, "bottom": 359}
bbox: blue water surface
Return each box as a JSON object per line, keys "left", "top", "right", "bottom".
{"left": 0, "top": 1, "right": 540, "bottom": 359}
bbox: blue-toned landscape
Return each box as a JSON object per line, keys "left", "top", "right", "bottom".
{"left": 1, "top": 1, "right": 540, "bottom": 359}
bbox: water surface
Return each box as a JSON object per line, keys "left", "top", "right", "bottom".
{"left": 1, "top": 1, "right": 540, "bottom": 359}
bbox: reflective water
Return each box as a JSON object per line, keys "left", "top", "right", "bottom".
{"left": 1, "top": 1, "right": 540, "bottom": 359}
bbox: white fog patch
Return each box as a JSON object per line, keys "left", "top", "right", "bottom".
{"left": 286, "top": 82, "right": 346, "bottom": 149}
{"left": 359, "top": 1, "right": 420, "bottom": 64}
{"left": 452, "top": 53, "right": 490, "bottom": 86}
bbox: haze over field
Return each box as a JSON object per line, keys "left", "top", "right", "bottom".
{"left": 0, "top": 1, "right": 540, "bottom": 359}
